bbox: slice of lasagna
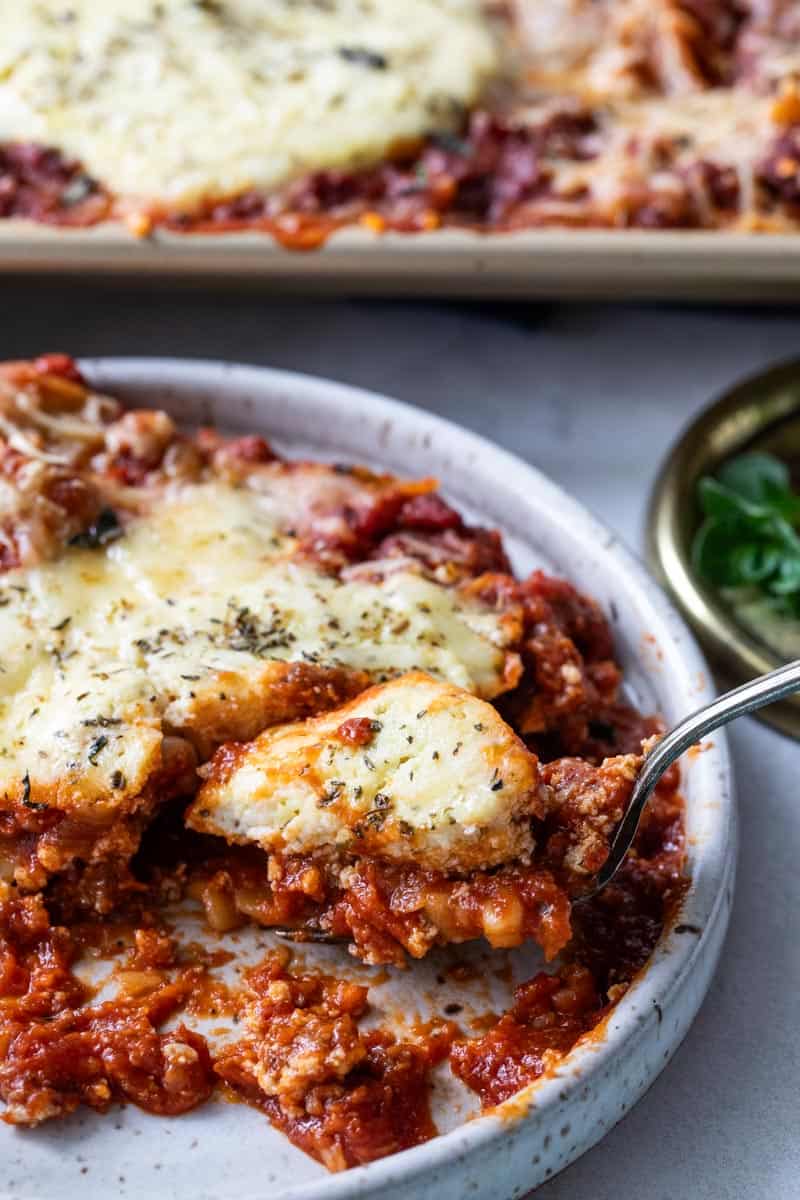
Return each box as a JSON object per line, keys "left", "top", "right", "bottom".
{"left": 0, "top": 357, "right": 523, "bottom": 900}
{"left": 189, "top": 673, "right": 640, "bottom": 965}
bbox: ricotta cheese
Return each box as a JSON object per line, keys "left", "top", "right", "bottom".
{"left": 0, "top": 0, "right": 499, "bottom": 209}
{"left": 190, "top": 672, "right": 541, "bottom": 873}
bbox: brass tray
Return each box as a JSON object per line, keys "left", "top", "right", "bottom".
{"left": 647, "top": 359, "right": 800, "bottom": 738}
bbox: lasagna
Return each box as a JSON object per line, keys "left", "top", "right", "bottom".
{"left": 0, "top": 356, "right": 522, "bottom": 900}
{"left": 189, "top": 673, "right": 642, "bottom": 965}
{"left": 0, "top": 354, "right": 686, "bottom": 1171}
{"left": 0, "top": 1, "right": 798, "bottom": 237}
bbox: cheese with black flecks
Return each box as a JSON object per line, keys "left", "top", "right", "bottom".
{"left": 0, "top": 482, "right": 517, "bottom": 819}
{"left": 0, "top": 0, "right": 498, "bottom": 209}
{"left": 189, "top": 672, "right": 542, "bottom": 872}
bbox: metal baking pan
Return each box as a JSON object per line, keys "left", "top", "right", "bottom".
{"left": 6, "top": 222, "right": 800, "bottom": 299}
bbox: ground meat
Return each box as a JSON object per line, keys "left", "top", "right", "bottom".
{"left": 451, "top": 775, "right": 685, "bottom": 1110}
{"left": 371, "top": 524, "right": 511, "bottom": 578}
{"left": 450, "top": 964, "right": 600, "bottom": 1106}
{"left": 500, "top": 571, "right": 622, "bottom": 741}
{"left": 205, "top": 847, "right": 574, "bottom": 968}
{"left": 571, "top": 783, "right": 686, "bottom": 991}
{"left": 0, "top": 143, "right": 109, "bottom": 225}
{"left": 0, "top": 892, "right": 213, "bottom": 1125}
{"left": 327, "top": 858, "right": 574, "bottom": 964}
{"left": 540, "top": 752, "right": 641, "bottom": 880}
{"left": 1, "top": 1003, "right": 213, "bottom": 1125}
{"left": 758, "top": 125, "right": 800, "bottom": 208}
{"left": 671, "top": 0, "right": 749, "bottom": 86}
{"left": 215, "top": 955, "right": 445, "bottom": 1171}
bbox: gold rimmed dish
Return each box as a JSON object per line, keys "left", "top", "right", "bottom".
{"left": 647, "top": 358, "right": 800, "bottom": 739}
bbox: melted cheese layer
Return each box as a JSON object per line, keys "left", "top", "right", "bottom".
{"left": 190, "top": 673, "right": 541, "bottom": 872}
{"left": 0, "top": 0, "right": 498, "bottom": 208}
{"left": 0, "top": 482, "right": 516, "bottom": 815}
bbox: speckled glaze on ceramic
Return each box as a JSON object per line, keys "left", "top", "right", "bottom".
{"left": 2, "top": 360, "right": 736, "bottom": 1200}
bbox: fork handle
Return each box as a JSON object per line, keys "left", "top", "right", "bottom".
{"left": 591, "top": 658, "right": 800, "bottom": 894}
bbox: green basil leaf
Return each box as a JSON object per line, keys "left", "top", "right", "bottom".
{"left": 692, "top": 518, "right": 743, "bottom": 585}
{"left": 697, "top": 478, "right": 752, "bottom": 520}
{"left": 692, "top": 449, "right": 800, "bottom": 619}
{"left": 717, "top": 452, "right": 791, "bottom": 505}
{"left": 728, "top": 542, "right": 781, "bottom": 584}
{"left": 767, "top": 554, "right": 800, "bottom": 595}
{"left": 766, "top": 512, "right": 800, "bottom": 555}
{"left": 697, "top": 476, "right": 783, "bottom": 525}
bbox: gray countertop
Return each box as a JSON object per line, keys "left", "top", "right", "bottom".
{"left": 5, "top": 286, "right": 799, "bottom": 1199}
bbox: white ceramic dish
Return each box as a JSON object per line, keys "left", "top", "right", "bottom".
{"left": 4, "top": 223, "right": 800, "bottom": 300}
{"left": 2, "top": 359, "right": 736, "bottom": 1200}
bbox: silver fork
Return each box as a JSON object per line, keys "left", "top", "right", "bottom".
{"left": 583, "top": 657, "right": 800, "bottom": 898}
{"left": 272, "top": 659, "right": 800, "bottom": 942}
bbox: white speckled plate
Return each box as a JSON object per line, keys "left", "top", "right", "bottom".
{"left": 3, "top": 359, "right": 736, "bottom": 1200}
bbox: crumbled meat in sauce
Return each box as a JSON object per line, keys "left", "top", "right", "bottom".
{"left": 215, "top": 956, "right": 447, "bottom": 1170}
{"left": 450, "top": 773, "right": 685, "bottom": 1106}
{"left": 450, "top": 964, "right": 600, "bottom": 1106}
{"left": 0, "top": 144, "right": 110, "bottom": 226}
{"left": 0, "top": 894, "right": 213, "bottom": 1125}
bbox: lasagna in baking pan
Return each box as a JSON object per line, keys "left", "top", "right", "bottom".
{"left": 0, "top": 1, "right": 799, "bottom": 238}
{"left": 0, "top": 355, "right": 685, "bottom": 1168}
